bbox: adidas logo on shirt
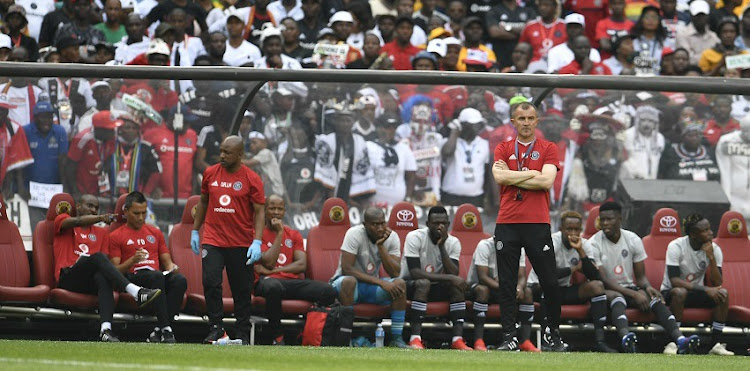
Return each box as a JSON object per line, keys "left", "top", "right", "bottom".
{"left": 543, "top": 245, "right": 550, "bottom": 251}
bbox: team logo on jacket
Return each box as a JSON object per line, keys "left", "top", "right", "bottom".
{"left": 147, "top": 235, "right": 156, "bottom": 243}
{"left": 56, "top": 201, "right": 72, "bottom": 215}
{"left": 462, "top": 212, "right": 477, "bottom": 229}
{"left": 233, "top": 181, "right": 243, "bottom": 191}
{"left": 285, "top": 239, "right": 293, "bottom": 248}
{"left": 728, "top": 218, "right": 743, "bottom": 235}
{"left": 88, "top": 234, "right": 97, "bottom": 242}
{"left": 329, "top": 206, "right": 345, "bottom": 223}
{"left": 530, "top": 151, "right": 540, "bottom": 160}
{"left": 621, "top": 249, "right": 628, "bottom": 258}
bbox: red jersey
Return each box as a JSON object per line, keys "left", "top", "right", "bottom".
{"left": 704, "top": 119, "right": 740, "bottom": 147}
{"left": 381, "top": 41, "right": 422, "bottom": 70}
{"left": 142, "top": 126, "right": 198, "bottom": 198}
{"left": 53, "top": 213, "right": 110, "bottom": 282}
{"left": 595, "top": 17, "right": 634, "bottom": 56}
{"left": 519, "top": 19, "right": 567, "bottom": 62}
{"left": 109, "top": 223, "right": 168, "bottom": 273}
{"left": 0, "top": 120, "right": 33, "bottom": 186}
{"left": 201, "top": 164, "right": 265, "bottom": 248}
{"left": 494, "top": 138, "right": 559, "bottom": 224}
{"left": 558, "top": 60, "right": 613, "bottom": 75}
{"left": 257, "top": 225, "right": 305, "bottom": 282}
{"left": 67, "top": 128, "right": 115, "bottom": 195}
{"left": 565, "top": 0, "right": 609, "bottom": 43}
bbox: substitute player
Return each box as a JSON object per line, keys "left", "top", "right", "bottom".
{"left": 191, "top": 136, "right": 265, "bottom": 344}
{"left": 110, "top": 191, "right": 188, "bottom": 343}
{"left": 491, "top": 102, "right": 566, "bottom": 351}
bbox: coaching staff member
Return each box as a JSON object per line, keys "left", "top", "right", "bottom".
{"left": 191, "top": 136, "right": 266, "bottom": 344}
{"left": 492, "top": 101, "right": 566, "bottom": 351}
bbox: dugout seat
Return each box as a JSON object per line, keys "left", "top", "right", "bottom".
{"left": 106, "top": 194, "right": 128, "bottom": 232}
{"left": 167, "top": 196, "right": 233, "bottom": 314}
{"left": 381, "top": 202, "right": 418, "bottom": 278}
{"left": 722, "top": 262, "right": 750, "bottom": 324}
{"left": 713, "top": 211, "right": 750, "bottom": 262}
{"left": 582, "top": 206, "right": 600, "bottom": 239}
{"left": 0, "top": 195, "right": 50, "bottom": 304}
{"left": 32, "top": 193, "right": 119, "bottom": 309}
{"left": 642, "top": 208, "right": 682, "bottom": 288}
{"left": 452, "top": 204, "right": 492, "bottom": 279}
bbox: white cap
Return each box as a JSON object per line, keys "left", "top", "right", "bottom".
{"left": 248, "top": 131, "right": 266, "bottom": 140}
{"left": 146, "top": 39, "right": 171, "bottom": 56}
{"left": 0, "top": 34, "right": 11, "bottom": 50}
{"left": 259, "top": 24, "right": 283, "bottom": 45}
{"left": 426, "top": 38, "right": 447, "bottom": 58}
{"left": 273, "top": 88, "right": 294, "bottom": 96}
{"left": 564, "top": 13, "right": 585, "bottom": 26}
{"left": 689, "top": 0, "right": 710, "bottom": 16}
{"left": 91, "top": 81, "right": 111, "bottom": 90}
{"left": 443, "top": 36, "right": 462, "bottom": 47}
{"left": 458, "top": 108, "right": 486, "bottom": 124}
{"left": 328, "top": 11, "right": 354, "bottom": 27}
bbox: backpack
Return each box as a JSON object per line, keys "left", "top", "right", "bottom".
{"left": 301, "top": 304, "right": 353, "bottom": 346}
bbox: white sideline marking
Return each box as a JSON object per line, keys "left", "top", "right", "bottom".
{"left": 0, "top": 357, "right": 262, "bottom": 371}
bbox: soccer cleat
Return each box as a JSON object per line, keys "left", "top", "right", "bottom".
{"left": 161, "top": 328, "right": 176, "bottom": 344}
{"left": 135, "top": 288, "right": 162, "bottom": 308}
{"left": 451, "top": 338, "right": 473, "bottom": 351}
{"left": 272, "top": 335, "right": 285, "bottom": 346}
{"left": 677, "top": 335, "right": 700, "bottom": 354}
{"left": 389, "top": 337, "right": 410, "bottom": 349}
{"left": 547, "top": 329, "right": 568, "bottom": 352}
{"left": 100, "top": 329, "right": 120, "bottom": 342}
{"left": 709, "top": 343, "right": 734, "bottom": 356}
{"left": 496, "top": 336, "right": 519, "bottom": 351}
{"left": 473, "top": 339, "right": 488, "bottom": 351}
{"left": 203, "top": 325, "right": 226, "bottom": 344}
{"left": 408, "top": 337, "right": 425, "bottom": 349}
{"left": 594, "top": 341, "right": 617, "bottom": 353}
{"left": 146, "top": 329, "right": 161, "bottom": 343}
{"left": 621, "top": 332, "right": 638, "bottom": 353}
{"left": 519, "top": 339, "right": 541, "bottom": 352}
{"left": 663, "top": 342, "right": 678, "bottom": 355}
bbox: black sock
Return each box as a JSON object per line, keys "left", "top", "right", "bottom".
{"left": 711, "top": 321, "right": 725, "bottom": 344}
{"left": 518, "top": 303, "right": 535, "bottom": 343}
{"left": 410, "top": 301, "right": 426, "bottom": 338}
{"left": 473, "top": 302, "right": 488, "bottom": 341}
{"left": 650, "top": 298, "right": 681, "bottom": 341}
{"left": 591, "top": 294, "right": 607, "bottom": 342}
{"left": 450, "top": 301, "right": 466, "bottom": 338}
{"left": 610, "top": 297, "right": 629, "bottom": 338}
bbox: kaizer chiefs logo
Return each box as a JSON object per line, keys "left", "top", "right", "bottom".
{"left": 329, "top": 206, "right": 345, "bottom": 223}
{"left": 462, "top": 212, "right": 477, "bottom": 229}
{"left": 56, "top": 201, "right": 72, "bottom": 215}
{"left": 728, "top": 219, "right": 743, "bottom": 235}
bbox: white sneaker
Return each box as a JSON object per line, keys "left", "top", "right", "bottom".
{"left": 663, "top": 342, "right": 678, "bottom": 355}
{"left": 709, "top": 342, "right": 735, "bottom": 356}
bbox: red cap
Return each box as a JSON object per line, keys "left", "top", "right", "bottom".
{"left": 92, "top": 110, "right": 123, "bottom": 130}
{"left": 661, "top": 47, "right": 675, "bottom": 58}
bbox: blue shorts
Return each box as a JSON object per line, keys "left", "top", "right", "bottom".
{"left": 330, "top": 276, "right": 395, "bottom": 305}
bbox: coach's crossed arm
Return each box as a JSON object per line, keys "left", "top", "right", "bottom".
{"left": 493, "top": 160, "right": 557, "bottom": 191}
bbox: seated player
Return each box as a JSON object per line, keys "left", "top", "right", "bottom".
{"left": 400, "top": 206, "right": 472, "bottom": 350}
{"left": 54, "top": 194, "right": 161, "bottom": 342}
{"left": 467, "top": 239, "right": 538, "bottom": 352}
{"left": 330, "top": 207, "right": 409, "bottom": 348}
{"left": 660, "top": 213, "right": 733, "bottom": 356}
{"left": 109, "top": 191, "right": 188, "bottom": 343}
{"left": 254, "top": 194, "right": 338, "bottom": 345}
{"left": 528, "top": 211, "right": 633, "bottom": 353}
{"left": 584, "top": 202, "right": 700, "bottom": 354}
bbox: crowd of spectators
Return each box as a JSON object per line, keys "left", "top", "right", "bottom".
{"left": 1, "top": 0, "right": 750, "bottom": 227}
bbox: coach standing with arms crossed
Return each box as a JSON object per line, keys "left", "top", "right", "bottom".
{"left": 191, "top": 136, "right": 266, "bottom": 344}
{"left": 492, "top": 101, "right": 566, "bottom": 351}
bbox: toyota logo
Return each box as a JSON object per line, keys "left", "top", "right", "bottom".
{"left": 660, "top": 216, "right": 677, "bottom": 228}
{"left": 396, "top": 210, "right": 414, "bottom": 222}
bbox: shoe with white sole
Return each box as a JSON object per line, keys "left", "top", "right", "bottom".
{"left": 663, "top": 342, "right": 678, "bottom": 355}
{"left": 709, "top": 342, "right": 734, "bottom": 356}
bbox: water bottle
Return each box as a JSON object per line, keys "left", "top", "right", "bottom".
{"left": 212, "top": 337, "right": 244, "bottom": 345}
{"left": 375, "top": 323, "right": 385, "bottom": 348}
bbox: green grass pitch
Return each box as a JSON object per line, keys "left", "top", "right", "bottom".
{"left": 0, "top": 340, "right": 747, "bottom": 370}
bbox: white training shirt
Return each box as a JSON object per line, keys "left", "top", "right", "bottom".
{"left": 660, "top": 236, "right": 723, "bottom": 291}
{"left": 584, "top": 229, "right": 647, "bottom": 289}
{"left": 466, "top": 237, "right": 526, "bottom": 286}
{"left": 441, "top": 136, "right": 490, "bottom": 197}
{"left": 366, "top": 140, "right": 418, "bottom": 207}
{"left": 528, "top": 231, "right": 588, "bottom": 287}
{"left": 16, "top": 0, "right": 56, "bottom": 41}
{"left": 399, "top": 227, "right": 461, "bottom": 280}
{"left": 223, "top": 40, "right": 262, "bottom": 67}
{"left": 331, "top": 224, "right": 401, "bottom": 280}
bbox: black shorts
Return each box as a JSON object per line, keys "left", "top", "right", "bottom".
{"left": 661, "top": 288, "right": 716, "bottom": 308}
{"left": 467, "top": 283, "right": 500, "bottom": 304}
{"left": 406, "top": 280, "right": 453, "bottom": 302}
{"left": 530, "top": 284, "right": 586, "bottom": 305}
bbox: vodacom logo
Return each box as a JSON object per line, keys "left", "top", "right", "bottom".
{"left": 219, "top": 195, "right": 231, "bottom": 206}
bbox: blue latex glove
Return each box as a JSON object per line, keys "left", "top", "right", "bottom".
{"left": 246, "top": 239, "right": 262, "bottom": 265}
{"left": 191, "top": 230, "right": 200, "bottom": 255}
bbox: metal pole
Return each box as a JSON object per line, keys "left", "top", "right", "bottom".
{"left": 229, "top": 81, "right": 267, "bottom": 135}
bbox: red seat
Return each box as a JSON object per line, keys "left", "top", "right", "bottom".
{"left": 582, "top": 206, "right": 600, "bottom": 239}
{"left": 642, "top": 208, "right": 682, "bottom": 289}
{"left": 32, "top": 193, "right": 119, "bottom": 309}
{"left": 720, "top": 262, "right": 750, "bottom": 324}
{"left": 305, "top": 198, "right": 350, "bottom": 283}
{"left": 451, "top": 204, "right": 491, "bottom": 279}
{"left": 0, "top": 196, "right": 50, "bottom": 304}
{"left": 106, "top": 194, "right": 128, "bottom": 233}
{"left": 381, "top": 202, "right": 418, "bottom": 277}
{"left": 713, "top": 211, "right": 750, "bottom": 262}
{"left": 168, "top": 196, "right": 233, "bottom": 314}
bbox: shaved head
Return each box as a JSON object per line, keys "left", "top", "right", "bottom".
{"left": 266, "top": 194, "right": 284, "bottom": 205}
{"left": 219, "top": 135, "right": 245, "bottom": 169}
{"left": 363, "top": 207, "right": 384, "bottom": 223}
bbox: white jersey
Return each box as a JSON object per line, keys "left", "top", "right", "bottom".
{"left": 267, "top": 0, "right": 304, "bottom": 21}
{"left": 660, "top": 236, "right": 723, "bottom": 291}
{"left": 331, "top": 224, "right": 401, "bottom": 280}
{"left": 0, "top": 83, "right": 44, "bottom": 126}
{"left": 399, "top": 227, "right": 461, "bottom": 280}
{"left": 366, "top": 140, "right": 418, "bottom": 207}
{"left": 223, "top": 40, "right": 262, "bottom": 67}
{"left": 114, "top": 36, "right": 150, "bottom": 65}
{"left": 584, "top": 229, "right": 647, "bottom": 288}
{"left": 528, "top": 231, "right": 587, "bottom": 287}
{"left": 396, "top": 124, "right": 444, "bottom": 201}
{"left": 442, "top": 136, "right": 490, "bottom": 197}
{"left": 620, "top": 126, "right": 665, "bottom": 180}
{"left": 16, "top": 0, "right": 56, "bottom": 41}
{"left": 716, "top": 132, "right": 750, "bottom": 218}
{"left": 466, "top": 238, "right": 525, "bottom": 286}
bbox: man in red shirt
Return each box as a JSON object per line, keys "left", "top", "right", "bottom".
{"left": 109, "top": 191, "right": 187, "bottom": 343}
{"left": 558, "top": 36, "right": 613, "bottom": 75}
{"left": 143, "top": 106, "right": 198, "bottom": 199}
{"left": 519, "top": 0, "right": 566, "bottom": 62}
{"left": 491, "top": 102, "right": 566, "bottom": 351}
{"left": 254, "top": 194, "right": 337, "bottom": 345}
{"left": 381, "top": 16, "right": 421, "bottom": 70}
{"left": 54, "top": 194, "right": 161, "bottom": 342}
{"left": 595, "top": 0, "right": 634, "bottom": 56}
{"left": 191, "top": 136, "right": 265, "bottom": 344}
{"left": 65, "top": 111, "right": 119, "bottom": 197}
{"left": 704, "top": 95, "right": 740, "bottom": 147}
{"left": 0, "top": 95, "right": 34, "bottom": 194}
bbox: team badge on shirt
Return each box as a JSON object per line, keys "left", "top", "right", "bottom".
{"left": 621, "top": 249, "right": 628, "bottom": 258}
{"left": 285, "top": 239, "right": 293, "bottom": 248}
{"left": 570, "top": 257, "right": 579, "bottom": 266}
{"left": 233, "top": 181, "right": 243, "bottom": 191}
{"left": 531, "top": 151, "right": 540, "bottom": 160}
{"left": 147, "top": 235, "right": 156, "bottom": 243}
{"left": 698, "top": 261, "right": 707, "bottom": 270}
{"left": 88, "top": 234, "right": 97, "bottom": 241}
